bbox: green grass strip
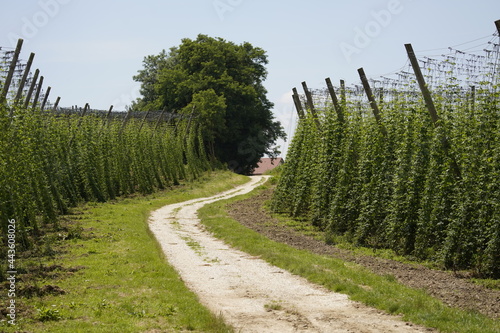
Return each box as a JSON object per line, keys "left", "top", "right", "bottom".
{"left": 198, "top": 181, "right": 500, "bottom": 333}
{"left": 2, "top": 171, "right": 248, "bottom": 333}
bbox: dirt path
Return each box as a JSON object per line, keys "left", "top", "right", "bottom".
{"left": 149, "top": 176, "right": 431, "bottom": 332}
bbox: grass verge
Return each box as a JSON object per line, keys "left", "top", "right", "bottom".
{"left": 1, "top": 171, "right": 248, "bottom": 333}
{"left": 198, "top": 180, "right": 500, "bottom": 333}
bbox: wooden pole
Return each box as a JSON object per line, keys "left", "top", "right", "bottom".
{"left": 76, "top": 104, "right": 89, "bottom": 129}
{"left": 301, "top": 81, "right": 321, "bottom": 130}
{"left": 106, "top": 105, "right": 114, "bottom": 118}
{"left": 358, "top": 68, "right": 388, "bottom": 136}
{"left": 153, "top": 108, "right": 167, "bottom": 134}
{"left": 104, "top": 105, "right": 113, "bottom": 126}
{"left": 183, "top": 105, "right": 196, "bottom": 142}
{"left": 325, "top": 77, "right": 344, "bottom": 122}
{"left": 32, "top": 75, "right": 44, "bottom": 109}
{"left": 292, "top": 87, "right": 304, "bottom": 119}
{"left": 340, "top": 79, "right": 346, "bottom": 107}
{"left": 138, "top": 110, "right": 150, "bottom": 132}
{"left": 405, "top": 43, "right": 461, "bottom": 180}
{"left": 292, "top": 93, "right": 304, "bottom": 119}
{"left": 97, "top": 105, "right": 114, "bottom": 136}
{"left": 14, "top": 52, "right": 35, "bottom": 104}
{"left": 40, "top": 86, "right": 51, "bottom": 110}
{"left": 1, "top": 38, "right": 23, "bottom": 103}
{"left": 495, "top": 20, "right": 500, "bottom": 84}
{"left": 23, "top": 68, "right": 39, "bottom": 108}
{"left": 470, "top": 85, "right": 475, "bottom": 114}
{"left": 52, "top": 97, "right": 61, "bottom": 111}
{"left": 160, "top": 112, "right": 174, "bottom": 139}
{"left": 69, "top": 103, "right": 89, "bottom": 147}
{"left": 358, "top": 68, "right": 383, "bottom": 124}
{"left": 378, "top": 88, "right": 384, "bottom": 107}
{"left": 405, "top": 44, "right": 440, "bottom": 124}
{"left": 120, "top": 108, "right": 132, "bottom": 134}
{"left": 301, "top": 81, "right": 315, "bottom": 113}
{"left": 80, "top": 103, "right": 89, "bottom": 117}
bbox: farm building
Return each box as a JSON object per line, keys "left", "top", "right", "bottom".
{"left": 252, "top": 157, "right": 284, "bottom": 175}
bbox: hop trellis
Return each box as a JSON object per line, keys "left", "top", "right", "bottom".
{"left": 300, "top": 28, "right": 500, "bottom": 116}
{"left": 0, "top": 40, "right": 210, "bottom": 255}
{"left": 275, "top": 21, "right": 500, "bottom": 278}
{"left": 0, "top": 46, "right": 41, "bottom": 103}
{"left": 0, "top": 40, "right": 194, "bottom": 120}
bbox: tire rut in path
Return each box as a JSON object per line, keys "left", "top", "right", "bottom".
{"left": 148, "top": 176, "right": 432, "bottom": 333}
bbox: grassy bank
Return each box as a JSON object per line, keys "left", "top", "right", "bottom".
{"left": 198, "top": 179, "right": 500, "bottom": 333}
{"left": 1, "top": 171, "right": 248, "bottom": 333}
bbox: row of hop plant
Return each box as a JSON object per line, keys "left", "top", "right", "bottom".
{"left": 272, "top": 83, "right": 500, "bottom": 278}
{"left": 0, "top": 104, "right": 210, "bottom": 250}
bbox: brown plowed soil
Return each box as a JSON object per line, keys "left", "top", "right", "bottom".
{"left": 227, "top": 188, "right": 500, "bottom": 320}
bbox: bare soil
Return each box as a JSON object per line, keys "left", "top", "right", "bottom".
{"left": 227, "top": 187, "right": 500, "bottom": 320}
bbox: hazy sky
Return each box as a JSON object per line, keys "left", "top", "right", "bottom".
{"left": 1, "top": 0, "right": 499, "bottom": 156}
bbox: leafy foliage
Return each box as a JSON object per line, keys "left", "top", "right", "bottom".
{"left": 272, "top": 80, "right": 500, "bottom": 278}
{"left": 0, "top": 103, "right": 209, "bottom": 251}
{"left": 132, "top": 34, "right": 286, "bottom": 174}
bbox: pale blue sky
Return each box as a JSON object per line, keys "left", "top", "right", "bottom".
{"left": 1, "top": 0, "right": 500, "bottom": 156}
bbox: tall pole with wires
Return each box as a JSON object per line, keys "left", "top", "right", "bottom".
{"left": 494, "top": 20, "right": 500, "bottom": 87}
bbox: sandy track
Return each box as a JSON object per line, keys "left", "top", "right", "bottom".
{"left": 149, "top": 176, "right": 430, "bottom": 332}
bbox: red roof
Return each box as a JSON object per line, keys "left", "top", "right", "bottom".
{"left": 252, "top": 158, "right": 284, "bottom": 175}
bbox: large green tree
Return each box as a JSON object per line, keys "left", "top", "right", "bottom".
{"left": 132, "top": 34, "right": 286, "bottom": 174}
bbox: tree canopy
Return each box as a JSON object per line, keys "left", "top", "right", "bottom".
{"left": 132, "top": 34, "right": 286, "bottom": 174}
